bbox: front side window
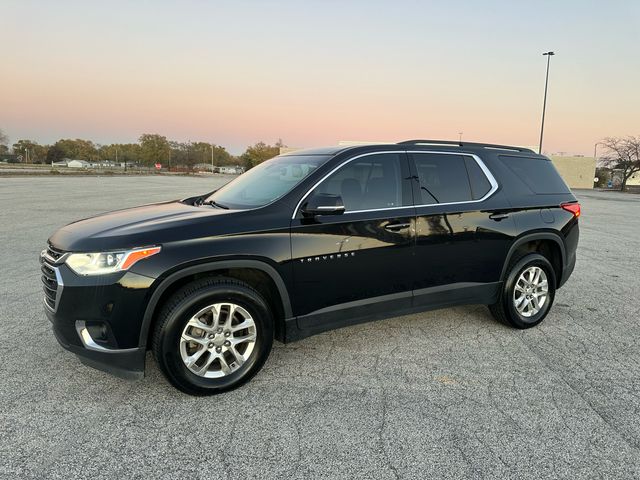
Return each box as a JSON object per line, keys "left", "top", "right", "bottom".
{"left": 206, "top": 155, "right": 330, "bottom": 209}
{"left": 309, "top": 153, "right": 411, "bottom": 212}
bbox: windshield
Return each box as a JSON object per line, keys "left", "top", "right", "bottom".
{"left": 205, "top": 155, "right": 331, "bottom": 209}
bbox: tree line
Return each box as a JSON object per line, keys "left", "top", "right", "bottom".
{"left": 0, "top": 130, "right": 284, "bottom": 170}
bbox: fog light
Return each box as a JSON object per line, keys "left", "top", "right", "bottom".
{"left": 75, "top": 320, "right": 113, "bottom": 352}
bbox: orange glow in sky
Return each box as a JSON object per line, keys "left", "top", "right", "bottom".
{"left": 2, "top": 0, "right": 639, "bottom": 155}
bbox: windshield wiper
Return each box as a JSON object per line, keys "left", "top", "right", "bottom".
{"left": 203, "top": 200, "right": 229, "bottom": 209}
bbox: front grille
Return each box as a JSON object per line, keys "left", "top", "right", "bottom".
{"left": 41, "top": 245, "right": 64, "bottom": 311}
{"left": 46, "top": 245, "right": 64, "bottom": 261}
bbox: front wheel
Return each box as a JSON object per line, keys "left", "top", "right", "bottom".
{"left": 152, "top": 277, "right": 273, "bottom": 395}
{"left": 489, "top": 253, "right": 556, "bottom": 329}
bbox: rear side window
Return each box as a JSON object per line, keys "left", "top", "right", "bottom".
{"left": 412, "top": 153, "right": 472, "bottom": 204}
{"left": 499, "top": 155, "right": 570, "bottom": 194}
{"left": 464, "top": 156, "right": 492, "bottom": 200}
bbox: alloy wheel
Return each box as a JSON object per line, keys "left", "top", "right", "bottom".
{"left": 179, "top": 303, "right": 257, "bottom": 378}
{"left": 513, "top": 266, "right": 548, "bottom": 318}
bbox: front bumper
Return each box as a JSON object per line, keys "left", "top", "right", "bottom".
{"left": 41, "top": 251, "right": 155, "bottom": 379}
{"left": 47, "top": 310, "right": 146, "bottom": 379}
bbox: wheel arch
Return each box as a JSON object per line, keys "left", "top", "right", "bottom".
{"left": 139, "top": 259, "right": 292, "bottom": 350}
{"left": 500, "top": 231, "right": 566, "bottom": 286}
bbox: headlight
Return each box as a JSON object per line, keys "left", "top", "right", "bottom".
{"left": 65, "top": 246, "right": 161, "bottom": 276}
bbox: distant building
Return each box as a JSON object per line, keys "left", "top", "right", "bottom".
{"left": 219, "top": 165, "right": 245, "bottom": 174}
{"left": 66, "top": 159, "right": 92, "bottom": 168}
{"left": 194, "top": 163, "right": 214, "bottom": 172}
{"left": 625, "top": 171, "right": 640, "bottom": 187}
{"left": 279, "top": 146, "right": 304, "bottom": 154}
{"left": 549, "top": 155, "right": 595, "bottom": 189}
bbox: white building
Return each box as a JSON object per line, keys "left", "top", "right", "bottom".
{"left": 67, "top": 159, "right": 92, "bottom": 168}
{"left": 219, "top": 165, "right": 245, "bottom": 174}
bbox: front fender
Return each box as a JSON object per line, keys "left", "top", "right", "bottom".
{"left": 137, "top": 258, "right": 292, "bottom": 349}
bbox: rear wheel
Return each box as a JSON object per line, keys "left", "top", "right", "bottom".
{"left": 489, "top": 253, "right": 556, "bottom": 329}
{"left": 152, "top": 277, "right": 273, "bottom": 395}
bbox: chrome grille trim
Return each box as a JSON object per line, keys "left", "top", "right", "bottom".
{"left": 40, "top": 248, "right": 65, "bottom": 312}
{"left": 42, "top": 244, "right": 69, "bottom": 265}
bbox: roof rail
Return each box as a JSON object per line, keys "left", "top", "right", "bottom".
{"left": 397, "top": 139, "right": 535, "bottom": 153}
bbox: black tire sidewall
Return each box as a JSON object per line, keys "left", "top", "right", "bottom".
{"left": 158, "top": 284, "right": 273, "bottom": 394}
{"left": 503, "top": 254, "right": 556, "bottom": 329}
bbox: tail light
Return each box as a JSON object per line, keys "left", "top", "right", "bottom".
{"left": 561, "top": 202, "right": 580, "bottom": 218}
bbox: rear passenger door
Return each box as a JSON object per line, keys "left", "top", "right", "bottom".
{"left": 408, "top": 152, "right": 515, "bottom": 306}
{"left": 290, "top": 152, "right": 416, "bottom": 328}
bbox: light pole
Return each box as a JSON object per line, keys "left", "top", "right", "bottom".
{"left": 594, "top": 141, "right": 610, "bottom": 186}
{"left": 210, "top": 144, "right": 214, "bottom": 173}
{"left": 593, "top": 142, "right": 602, "bottom": 164}
{"left": 458, "top": 132, "right": 463, "bottom": 143}
{"left": 538, "top": 51, "right": 555, "bottom": 154}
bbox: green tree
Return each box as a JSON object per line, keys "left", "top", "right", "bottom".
{"left": 119, "top": 143, "right": 142, "bottom": 165}
{"left": 168, "top": 141, "right": 187, "bottom": 168}
{"left": 189, "top": 142, "right": 234, "bottom": 169}
{"left": 212, "top": 144, "right": 233, "bottom": 166}
{"left": 54, "top": 139, "right": 98, "bottom": 161}
{"left": 47, "top": 144, "right": 66, "bottom": 163}
{"left": 240, "top": 140, "right": 284, "bottom": 169}
{"left": 139, "top": 134, "right": 170, "bottom": 166}
{"left": 12, "top": 139, "right": 41, "bottom": 163}
{"left": 32, "top": 144, "right": 49, "bottom": 164}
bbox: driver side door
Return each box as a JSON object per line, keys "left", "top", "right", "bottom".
{"left": 289, "top": 151, "right": 416, "bottom": 333}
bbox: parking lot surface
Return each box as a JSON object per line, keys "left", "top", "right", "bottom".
{"left": 1, "top": 177, "right": 639, "bottom": 479}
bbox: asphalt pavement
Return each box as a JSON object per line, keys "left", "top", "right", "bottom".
{"left": 1, "top": 177, "right": 639, "bottom": 479}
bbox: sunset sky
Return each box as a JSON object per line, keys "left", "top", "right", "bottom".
{"left": 2, "top": 0, "right": 639, "bottom": 155}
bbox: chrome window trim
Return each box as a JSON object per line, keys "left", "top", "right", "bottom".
{"left": 291, "top": 150, "right": 499, "bottom": 219}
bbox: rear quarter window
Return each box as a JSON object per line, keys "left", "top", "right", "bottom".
{"left": 464, "top": 156, "right": 492, "bottom": 200}
{"left": 498, "top": 155, "right": 570, "bottom": 194}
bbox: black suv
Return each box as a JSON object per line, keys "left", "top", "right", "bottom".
{"left": 42, "top": 140, "right": 580, "bottom": 394}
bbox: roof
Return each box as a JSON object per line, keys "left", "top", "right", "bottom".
{"left": 281, "top": 140, "right": 538, "bottom": 158}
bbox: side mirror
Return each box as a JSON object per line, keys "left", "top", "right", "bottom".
{"left": 301, "top": 193, "right": 345, "bottom": 217}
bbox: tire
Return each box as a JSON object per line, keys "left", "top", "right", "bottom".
{"left": 488, "top": 253, "right": 556, "bottom": 329}
{"left": 152, "top": 276, "right": 273, "bottom": 395}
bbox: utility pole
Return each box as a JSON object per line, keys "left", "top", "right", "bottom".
{"left": 211, "top": 144, "right": 214, "bottom": 173}
{"left": 538, "top": 51, "right": 555, "bottom": 154}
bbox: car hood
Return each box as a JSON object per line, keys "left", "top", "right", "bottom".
{"left": 49, "top": 201, "right": 232, "bottom": 252}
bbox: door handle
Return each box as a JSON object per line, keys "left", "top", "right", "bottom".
{"left": 489, "top": 213, "right": 509, "bottom": 221}
{"left": 384, "top": 222, "right": 411, "bottom": 232}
